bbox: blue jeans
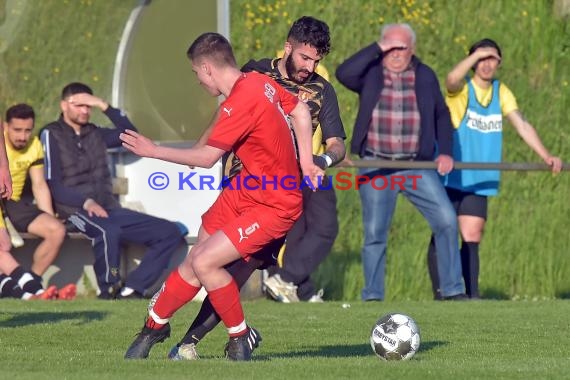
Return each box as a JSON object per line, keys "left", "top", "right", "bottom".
{"left": 358, "top": 166, "right": 465, "bottom": 300}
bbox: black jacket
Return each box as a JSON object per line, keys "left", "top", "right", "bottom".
{"left": 335, "top": 42, "right": 453, "bottom": 160}
{"left": 41, "top": 106, "right": 137, "bottom": 218}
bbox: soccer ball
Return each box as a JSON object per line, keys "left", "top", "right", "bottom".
{"left": 370, "top": 313, "right": 421, "bottom": 361}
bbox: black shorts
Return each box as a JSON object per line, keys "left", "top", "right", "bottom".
{"left": 445, "top": 187, "right": 488, "bottom": 220}
{"left": 5, "top": 200, "right": 43, "bottom": 231}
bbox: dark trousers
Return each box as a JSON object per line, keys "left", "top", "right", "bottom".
{"left": 271, "top": 178, "right": 339, "bottom": 300}
{"left": 68, "top": 208, "right": 183, "bottom": 295}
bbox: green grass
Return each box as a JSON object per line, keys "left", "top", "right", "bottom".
{"left": 1, "top": 299, "right": 569, "bottom": 379}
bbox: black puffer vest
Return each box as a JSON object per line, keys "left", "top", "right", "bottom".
{"left": 43, "top": 119, "right": 120, "bottom": 218}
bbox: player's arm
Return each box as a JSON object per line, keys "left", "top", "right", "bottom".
{"left": 29, "top": 164, "right": 55, "bottom": 216}
{"left": 119, "top": 129, "right": 225, "bottom": 168}
{"left": 446, "top": 48, "right": 501, "bottom": 93}
{"left": 288, "top": 101, "right": 325, "bottom": 187}
{"left": 193, "top": 108, "right": 220, "bottom": 149}
{"left": 0, "top": 121, "right": 12, "bottom": 199}
{"left": 506, "top": 110, "right": 562, "bottom": 173}
{"left": 315, "top": 84, "right": 346, "bottom": 169}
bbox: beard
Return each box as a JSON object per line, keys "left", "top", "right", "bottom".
{"left": 284, "top": 55, "right": 310, "bottom": 84}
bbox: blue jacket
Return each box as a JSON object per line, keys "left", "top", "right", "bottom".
{"left": 335, "top": 42, "right": 453, "bottom": 160}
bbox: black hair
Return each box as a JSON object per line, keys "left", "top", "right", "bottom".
{"left": 287, "top": 16, "right": 331, "bottom": 56}
{"left": 6, "top": 103, "right": 35, "bottom": 122}
{"left": 187, "top": 32, "right": 237, "bottom": 67}
{"left": 468, "top": 38, "right": 502, "bottom": 58}
{"left": 61, "top": 82, "right": 93, "bottom": 100}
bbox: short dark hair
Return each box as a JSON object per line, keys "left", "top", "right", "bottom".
{"left": 6, "top": 103, "right": 35, "bottom": 122}
{"left": 469, "top": 38, "right": 502, "bottom": 59}
{"left": 287, "top": 16, "right": 331, "bottom": 57}
{"left": 187, "top": 32, "right": 236, "bottom": 67}
{"left": 61, "top": 82, "right": 93, "bottom": 100}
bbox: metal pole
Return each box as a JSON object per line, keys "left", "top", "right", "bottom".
{"left": 340, "top": 160, "right": 568, "bottom": 171}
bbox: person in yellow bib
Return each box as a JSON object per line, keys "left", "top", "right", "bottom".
{"left": 427, "top": 39, "right": 562, "bottom": 299}
{"left": 0, "top": 103, "right": 75, "bottom": 300}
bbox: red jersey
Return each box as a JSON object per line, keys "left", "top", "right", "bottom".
{"left": 207, "top": 71, "right": 302, "bottom": 217}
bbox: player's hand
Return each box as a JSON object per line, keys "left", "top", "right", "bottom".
{"left": 0, "top": 165, "right": 12, "bottom": 200}
{"left": 300, "top": 161, "right": 325, "bottom": 191}
{"left": 120, "top": 129, "right": 157, "bottom": 158}
{"left": 545, "top": 155, "right": 563, "bottom": 174}
{"left": 435, "top": 154, "right": 454, "bottom": 176}
{"left": 83, "top": 199, "right": 108, "bottom": 218}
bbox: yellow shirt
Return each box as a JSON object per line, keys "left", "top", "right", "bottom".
{"left": 446, "top": 79, "right": 519, "bottom": 128}
{"left": 6, "top": 135, "right": 44, "bottom": 201}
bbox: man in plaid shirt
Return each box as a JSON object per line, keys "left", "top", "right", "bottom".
{"left": 336, "top": 23, "right": 466, "bottom": 301}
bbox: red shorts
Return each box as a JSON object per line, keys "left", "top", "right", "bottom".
{"left": 202, "top": 188, "right": 301, "bottom": 258}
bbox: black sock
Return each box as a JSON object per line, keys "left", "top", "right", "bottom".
{"left": 0, "top": 274, "right": 28, "bottom": 299}
{"left": 31, "top": 271, "right": 43, "bottom": 283}
{"left": 9, "top": 266, "right": 43, "bottom": 295}
{"left": 460, "top": 242, "right": 480, "bottom": 298}
{"left": 426, "top": 236, "right": 442, "bottom": 299}
{"left": 179, "top": 297, "right": 221, "bottom": 345}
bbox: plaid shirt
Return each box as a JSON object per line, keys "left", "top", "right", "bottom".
{"left": 366, "top": 65, "right": 420, "bottom": 158}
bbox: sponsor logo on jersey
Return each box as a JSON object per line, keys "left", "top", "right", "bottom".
{"left": 465, "top": 110, "right": 502, "bottom": 133}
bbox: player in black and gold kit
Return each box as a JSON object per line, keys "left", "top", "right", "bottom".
{"left": 165, "top": 16, "right": 346, "bottom": 360}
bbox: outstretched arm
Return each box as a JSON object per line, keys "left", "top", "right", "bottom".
{"left": 506, "top": 110, "right": 562, "bottom": 173}
{"left": 120, "top": 129, "right": 225, "bottom": 168}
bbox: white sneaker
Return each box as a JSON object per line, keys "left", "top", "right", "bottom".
{"left": 168, "top": 343, "right": 199, "bottom": 360}
{"left": 263, "top": 274, "right": 299, "bottom": 303}
{"left": 307, "top": 289, "right": 325, "bottom": 303}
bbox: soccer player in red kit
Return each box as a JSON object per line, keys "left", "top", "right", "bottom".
{"left": 122, "top": 32, "right": 322, "bottom": 361}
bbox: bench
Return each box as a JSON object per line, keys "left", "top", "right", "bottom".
{"left": 14, "top": 175, "right": 263, "bottom": 299}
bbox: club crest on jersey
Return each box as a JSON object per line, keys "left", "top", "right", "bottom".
{"left": 237, "top": 222, "right": 260, "bottom": 243}
{"left": 297, "top": 89, "right": 315, "bottom": 103}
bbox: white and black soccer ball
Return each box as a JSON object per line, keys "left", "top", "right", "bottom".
{"left": 370, "top": 313, "right": 421, "bottom": 361}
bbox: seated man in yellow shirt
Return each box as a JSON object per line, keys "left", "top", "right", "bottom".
{"left": 0, "top": 103, "right": 75, "bottom": 300}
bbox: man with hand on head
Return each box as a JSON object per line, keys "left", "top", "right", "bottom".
{"left": 336, "top": 22, "right": 466, "bottom": 302}
{"left": 41, "top": 83, "right": 185, "bottom": 300}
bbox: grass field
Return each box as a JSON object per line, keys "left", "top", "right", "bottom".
{"left": 1, "top": 299, "right": 569, "bottom": 379}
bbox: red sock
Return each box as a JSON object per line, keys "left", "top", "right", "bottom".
{"left": 208, "top": 279, "right": 247, "bottom": 337}
{"left": 146, "top": 269, "right": 201, "bottom": 329}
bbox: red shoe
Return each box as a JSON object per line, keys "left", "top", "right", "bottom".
{"left": 57, "top": 283, "right": 77, "bottom": 300}
{"left": 31, "top": 285, "right": 59, "bottom": 300}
